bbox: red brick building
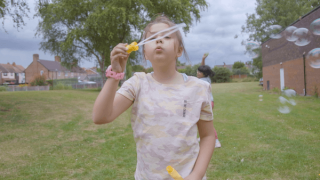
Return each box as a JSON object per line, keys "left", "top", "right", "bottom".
{"left": 262, "top": 6, "right": 320, "bottom": 96}
{"left": 25, "top": 54, "right": 87, "bottom": 83}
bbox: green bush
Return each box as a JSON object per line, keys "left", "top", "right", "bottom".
{"left": 0, "top": 86, "right": 7, "bottom": 91}
{"left": 53, "top": 83, "right": 73, "bottom": 90}
{"left": 212, "top": 66, "right": 232, "bottom": 83}
{"left": 30, "top": 75, "right": 48, "bottom": 86}
{"left": 272, "top": 87, "right": 281, "bottom": 94}
{"left": 53, "top": 78, "right": 77, "bottom": 86}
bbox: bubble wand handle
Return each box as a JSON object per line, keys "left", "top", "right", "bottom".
{"left": 166, "top": 166, "right": 184, "bottom": 180}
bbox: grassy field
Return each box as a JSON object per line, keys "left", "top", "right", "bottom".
{"left": 0, "top": 82, "right": 319, "bottom": 180}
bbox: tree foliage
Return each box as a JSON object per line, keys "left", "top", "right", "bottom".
{"left": 36, "top": 0, "right": 208, "bottom": 83}
{"left": 241, "top": 0, "right": 320, "bottom": 78}
{"left": 0, "top": 0, "right": 30, "bottom": 30}
{"left": 241, "top": 0, "right": 320, "bottom": 43}
{"left": 232, "top": 61, "right": 245, "bottom": 69}
{"left": 212, "top": 66, "right": 232, "bottom": 83}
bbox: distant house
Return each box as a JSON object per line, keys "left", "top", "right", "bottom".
{"left": 83, "top": 67, "right": 100, "bottom": 79}
{"left": 24, "top": 54, "right": 87, "bottom": 83}
{"left": 0, "top": 62, "right": 25, "bottom": 85}
{"left": 214, "top": 63, "right": 233, "bottom": 72}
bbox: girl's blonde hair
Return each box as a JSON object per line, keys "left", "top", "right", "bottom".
{"left": 140, "top": 15, "right": 190, "bottom": 64}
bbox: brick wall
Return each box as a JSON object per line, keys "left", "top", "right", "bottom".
{"left": 262, "top": 6, "right": 320, "bottom": 96}
{"left": 25, "top": 54, "right": 49, "bottom": 83}
{"left": 263, "top": 57, "right": 320, "bottom": 96}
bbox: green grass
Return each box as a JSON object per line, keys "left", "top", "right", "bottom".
{"left": 0, "top": 83, "right": 319, "bottom": 180}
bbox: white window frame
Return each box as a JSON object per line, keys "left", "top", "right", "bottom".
{"left": 3, "top": 73, "right": 7, "bottom": 76}
{"left": 40, "top": 70, "right": 44, "bottom": 75}
{"left": 65, "top": 72, "right": 68, "bottom": 76}
{"left": 71, "top": 72, "right": 74, "bottom": 77}
{"left": 58, "top": 72, "right": 61, "bottom": 76}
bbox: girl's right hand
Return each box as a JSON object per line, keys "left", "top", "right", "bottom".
{"left": 110, "top": 43, "right": 130, "bottom": 73}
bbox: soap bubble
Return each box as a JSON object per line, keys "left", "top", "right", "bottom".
{"left": 293, "top": 28, "right": 312, "bottom": 46}
{"left": 284, "top": 26, "right": 298, "bottom": 42}
{"left": 283, "top": 89, "right": 296, "bottom": 97}
{"left": 246, "top": 41, "right": 260, "bottom": 50}
{"left": 267, "top": 25, "right": 282, "bottom": 39}
{"left": 307, "top": 48, "right": 320, "bottom": 68}
{"left": 278, "top": 92, "right": 296, "bottom": 114}
{"left": 245, "top": 42, "right": 260, "bottom": 59}
{"left": 278, "top": 106, "right": 290, "bottom": 114}
{"left": 247, "top": 51, "right": 259, "bottom": 59}
{"left": 310, "top": 18, "right": 320, "bottom": 35}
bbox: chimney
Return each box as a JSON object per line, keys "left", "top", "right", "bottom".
{"left": 33, "top": 54, "right": 39, "bottom": 63}
{"left": 7, "top": 62, "right": 10, "bottom": 64}
{"left": 55, "top": 56, "right": 61, "bottom": 63}
{"left": 12, "top": 62, "right": 16, "bottom": 67}
{"left": 223, "top": 62, "right": 226, "bottom": 68}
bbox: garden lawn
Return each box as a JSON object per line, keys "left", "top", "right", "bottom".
{"left": 0, "top": 82, "right": 319, "bottom": 180}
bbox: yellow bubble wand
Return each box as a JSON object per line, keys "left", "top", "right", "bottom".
{"left": 166, "top": 165, "right": 184, "bottom": 180}
{"left": 125, "top": 23, "right": 186, "bottom": 54}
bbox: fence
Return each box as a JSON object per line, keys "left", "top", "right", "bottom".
{"left": 5, "top": 85, "right": 50, "bottom": 92}
{"left": 71, "top": 83, "right": 103, "bottom": 89}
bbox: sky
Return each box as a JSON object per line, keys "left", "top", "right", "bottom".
{"left": 0, "top": 0, "right": 256, "bottom": 69}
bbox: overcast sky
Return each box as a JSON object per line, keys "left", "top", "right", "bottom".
{"left": 0, "top": 0, "right": 256, "bottom": 69}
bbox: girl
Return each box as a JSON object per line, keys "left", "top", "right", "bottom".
{"left": 93, "top": 16, "right": 215, "bottom": 180}
{"left": 197, "top": 54, "right": 221, "bottom": 148}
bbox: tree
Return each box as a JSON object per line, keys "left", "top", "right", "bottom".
{"left": 241, "top": 0, "right": 320, "bottom": 78}
{"left": 242, "top": 0, "right": 320, "bottom": 43}
{"left": 212, "top": 66, "right": 232, "bottom": 83}
{"left": 184, "top": 63, "right": 200, "bottom": 77}
{"left": 232, "top": 61, "right": 245, "bottom": 69}
{"left": 0, "top": 0, "right": 30, "bottom": 30}
{"left": 36, "top": 0, "right": 209, "bottom": 83}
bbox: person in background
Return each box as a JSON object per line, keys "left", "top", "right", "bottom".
{"left": 197, "top": 53, "right": 221, "bottom": 148}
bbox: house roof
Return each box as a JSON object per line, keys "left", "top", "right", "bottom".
{"left": 83, "top": 68, "right": 99, "bottom": 75}
{"left": 38, "top": 60, "right": 86, "bottom": 73}
{"left": 0, "top": 63, "right": 25, "bottom": 73}
{"left": 38, "top": 60, "right": 69, "bottom": 72}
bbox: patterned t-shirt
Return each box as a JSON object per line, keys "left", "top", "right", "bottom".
{"left": 117, "top": 72, "right": 213, "bottom": 180}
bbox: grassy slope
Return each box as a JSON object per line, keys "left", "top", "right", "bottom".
{"left": 0, "top": 83, "right": 319, "bottom": 180}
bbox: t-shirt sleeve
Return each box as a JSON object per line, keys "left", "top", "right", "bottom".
{"left": 199, "top": 84, "right": 214, "bottom": 121}
{"left": 116, "top": 73, "right": 141, "bottom": 101}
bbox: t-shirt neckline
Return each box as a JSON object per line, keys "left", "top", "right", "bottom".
{"left": 149, "top": 72, "right": 188, "bottom": 86}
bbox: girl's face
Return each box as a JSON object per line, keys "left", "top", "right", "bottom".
{"left": 144, "top": 23, "right": 183, "bottom": 67}
{"left": 197, "top": 70, "right": 205, "bottom": 78}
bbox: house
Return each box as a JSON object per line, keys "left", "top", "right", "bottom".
{"left": 82, "top": 67, "right": 101, "bottom": 81}
{"left": 24, "top": 54, "right": 87, "bottom": 83}
{"left": 0, "top": 62, "right": 25, "bottom": 85}
{"left": 261, "top": 5, "right": 320, "bottom": 96}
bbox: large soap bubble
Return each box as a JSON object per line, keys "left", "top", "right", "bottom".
{"left": 310, "top": 18, "right": 320, "bottom": 35}
{"left": 284, "top": 26, "right": 298, "bottom": 42}
{"left": 307, "top": 48, "right": 320, "bottom": 69}
{"left": 267, "top": 25, "right": 282, "bottom": 39}
{"left": 278, "top": 90, "right": 297, "bottom": 114}
{"left": 293, "top": 28, "right": 312, "bottom": 46}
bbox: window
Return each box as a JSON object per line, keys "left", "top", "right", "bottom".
{"left": 71, "top": 73, "right": 74, "bottom": 77}
{"left": 11, "top": 73, "right": 13, "bottom": 76}
{"left": 40, "top": 70, "right": 44, "bottom": 75}
{"left": 3, "top": 73, "right": 7, "bottom": 76}
{"left": 65, "top": 72, "right": 68, "bottom": 76}
{"left": 58, "top": 72, "right": 61, "bottom": 76}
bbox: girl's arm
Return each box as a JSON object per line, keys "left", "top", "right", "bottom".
{"left": 185, "top": 120, "right": 216, "bottom": 180}
{"left": 92, "top": 78, "right": 133, "bottom": 124}
{"left": 201, "top": 54, "right": 208, "bottom": 66}
{"left": 92, "top": 43, "right": 133, "bottom": 124}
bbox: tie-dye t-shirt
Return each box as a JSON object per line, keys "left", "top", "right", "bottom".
{"left": 117, "top": 72, "right": 213, "bottom": 180}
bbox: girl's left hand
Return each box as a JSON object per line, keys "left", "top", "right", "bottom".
{"left": 202, "top": 54, "right": 208, "bottom": 59}
{"left": 184, "top": 173, "right": 202, "bottom": 180}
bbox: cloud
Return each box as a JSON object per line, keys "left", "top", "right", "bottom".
{"left": 0, "top": 0, "right": 256, "bottom": 69}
